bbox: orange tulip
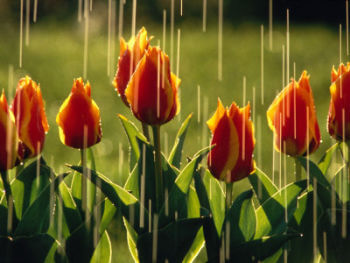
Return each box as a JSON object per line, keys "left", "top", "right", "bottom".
{"left": 207, "top": 99, "right": 255, "bottom": 182}
{"left": 125, "top": 46, "right": 180, "bottom": 125}
{"left": 113, "top": 27, "right": 150, "bottom": 106}
{"left": 328, "top": 63, "right": 350, "bottom": 140}
{"left": 267, "top": 71, "right": 321, "bottom": 156}
{"left": 0, "top": 91, "right": 19, "bottom": 171}
{"left": 56, "top": 78, "right": 102, "bottom": 149}
{"left": 11, "top": 76, "right": 49, "bottom": 158}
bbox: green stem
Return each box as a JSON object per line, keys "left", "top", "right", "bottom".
{"left": 152, "top": 125, "right": 163, "bottom": 212}
{"left": 225, "top": 182, "right": 233, "bottom": 213}
{"left": 142, "top": 123, "right": 150, "bottom": 142}
{"left": 81, "top": 148, "right": 87, "bottom": 217}
{"left": 1, "top": 170, "right": 13, "bottom": 234}
{"left": 295, "top": 158, "right": 302, "bottom": 181}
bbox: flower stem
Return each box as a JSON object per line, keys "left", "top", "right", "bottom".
{"left": 225, "top": 182, "right": 233, "bottom": 213}
{"left": 152, "top": 125, "right": 163, "bottom": 212}
{"left": 142, "top": 123, "right": 150, "bottom": 142}
{"left": 1, "top": 170, "right": 13, "bottom": 234}
{"left": 295, "top": 158, "right": 302, "bottom": 181}
{"left": 80, "top": 148, "right": 87, "bottom": 217}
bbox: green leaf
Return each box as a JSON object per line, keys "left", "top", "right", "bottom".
{"left": 137, "top": 217, "right": 206, "bottom": 263}
{"left": 124, "top": 139, "right": 177, "bottom": 214}
{"left": 158, "top": 146, "right": 211, "bottom": 227}
{"left": 255, "top": 180, "right": 307, "bottom": 238}
{"left": 318, "top": 143, "right": 339, "bottom": 175}
{"left": 71, "top": 147, "right": 97, "bottom": 215}
{"left": 99, "top": 198, "right": 117, "bottom": 234}
{"left": 249, "top": 168, "right": 278, "bottom": 205}
{"left": 118, "top": 114, "right": 148, "bottom": 171}
{"left": 14, "top": 173, "right": 68, "bottom": 236}
{"left": 11, "top": 158, "right": 51, "bottom": 220}
{"left": 90, "top": 231, "right": 112, "bottom": 263}
{"left": 123, "top": 217, "right": 139, "bottom": 262}
{"left": 168, "top": 113, "right": 193, "bottom": 168}
{"left": 297, "top": 156, "right": 331, "bottom": 190}
{"left": 229, "top": 232, "right": 301, "bottom": 262}
{"left": 228, "top": 190, "right": 256, "bottom": 244}
{"left": 194, "top": 169, "right": 221, "bottom": 261}
{"left": 59, "top": 181, "right": 83, "bottom": 235}
{"left": 288, "top": 191, "right": 323, "bottom": 263}
{"left": 69, "top": 165, "right": 147, "bottom": 235}
{"left": 0, "top": 234, "right": 56, "bottom": 262}
{"left": 333, "top": 165, "right": 349, "bottom": 203}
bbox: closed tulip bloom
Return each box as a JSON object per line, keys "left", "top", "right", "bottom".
{"left": 12, "top": 76, "right": 49, "bottom": 158}
{"left": 56, "top": 78, "right": 102, "bottom": 149}
{"left": 328, "top": 63, "right": 350, "bottom": 140}
{"left": 0, "top": 91, "right": 19, "bottom": 171}
{"left": 125, "top": 46, "right": 180, "bottom": 125}
{"left": 267, "top": 71, "right": 321, "bottom": 156}
{"left": 113, "top": 27, "right": 150, "bottom": 106}
{"left": 207, "top": 99, "right": 255, "bottom": 182}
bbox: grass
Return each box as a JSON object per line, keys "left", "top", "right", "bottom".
{"left": 0, "top": 12, "right": 344, "bottom": 261}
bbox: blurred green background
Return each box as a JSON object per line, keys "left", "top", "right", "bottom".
{"left": 0, "top": 0, "right": 347, "bottom": 261}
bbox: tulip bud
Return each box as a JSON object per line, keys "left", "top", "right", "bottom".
{"left": 125, "top": 46, "right": 180, "bottom": 125}
{"left": 0, "top": 91, "right": 20, "bottom": 171}
{"left": 328, "top": 63, "right": 350, "bottom": 140}
{"left": 56, "top": 78, "right": 102, "bottom": 149}
{"left": 267, "top": 71, "right": 321, "bottom": 156}
{"left": 12, "top": 76, "right": 49, "bottom": 158}
{"left": 113, "top": 27, "right": 150, "bottom": 106}
{"left": 207, "top": 99, "right": 255, "bottom": 183}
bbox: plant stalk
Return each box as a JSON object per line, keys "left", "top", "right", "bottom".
{"left": 142, "top": 123, "right": 150, "bottom": 142}
{"left": 1, "top": 170, "right": 13, "bottom": 234}
{"left": 225, "top": 182, "right": 233, "bottom": 261}
{"left": 225, "top": 182, "right": 233, "bottom": 213}
{"left": 152, "top": 125, "right": 163, "bottom": 212}
{"left": 295, "top": 158, "right": 302, "bottom": 181}
{"left": 81, "top": 148, "right": 87, "bottom": 217}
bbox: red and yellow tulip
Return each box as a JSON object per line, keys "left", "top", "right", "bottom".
{"left": 328, "top": 63, "right": 350, "bottom": 140}
{"left": 125, "top": 46, "right": 180, "bottom": 125}
{"left": 0, "top": 91, "right": 19, "bottom": 171}
{"left": 267, "top": 71, "right": 321, "bottom": 156}
{"left": 56, "top": 78, "right": 102, "bottom": 149}
{"left": 113, "top": 27, "right": 150, "bottom": 106}
{"left": 12, "top": 76, "right": 49, "bottom": 158}
{"left": 207, "top": 99, "right": 255, "bottom": 182}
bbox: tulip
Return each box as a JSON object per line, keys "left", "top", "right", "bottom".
{"left": 113, "top": 27, "right": 150, "bottom": 106}
{"left": 0, "top": 91, "right": 19, "bottom": 171}
{"left": 125, "top": 46, "right": 180, "bottom": 125}
{"left": 328, "top": 63, "right": 350, "bottom": 140}
{"left": 267, "top": 71, "right": 321, "bottom": 156}
{"left": 56, "top": 78, "right": 102, "bottom": 149}
{"left": 12, "top": 76, "right": 49, "bottom": 158}
{"left": 207, "top": 99, "right": 255, "bottom": 182}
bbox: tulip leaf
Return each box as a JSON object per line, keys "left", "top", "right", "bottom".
{"left": 14, "top": 173, "right": 68, "bottom": 236}
{"left": 71, "top": 147, "right": 97, "bottom": 216}
{"left": 318, "top": 143, "right": 339, "bottom": 175}
{"left": 332, "top": 165, "right": 349, "bottom": 203}
{"left": 297, "top": 156, "right": 331, "bottom": 190}
{"left": 183, "top": 187, "right": 205, "bottom": 262}
{"left": 124, "top": 139, "right": 177, "bottom": 214}
{"left": 137, "top": 217, "right": 206, "bottom": 263}
{"left": 90, "top": 231, "right": 112, "bottom": 263}
{"left": 249, "top": 167, "right": 278, "bottom": 205}
{"left": 297, "top": 157, "right": 341, "bottom": 210}
{"left": 158, "top": 146, "right": 211, "bottom": 227}
{"left": 227, "top": 189, "right": 256, "bottom": 245}
{"left": 0, "top": 198, "right": 8, "bottom": 236}
{"left": 168, "top": 113, "right": 193, "bottom": 168}
{"left": 11, "top": 158, "right": 51, "bottom": 220}
{"left": 58, "top": 181, "right": 83, "bottom": 235}
{"left": 229, "top": 232, "right": 301, "bottom": 262}
{"left": 0, "top": 234, "right": 56, "bottom": 262}
{"left": 288, "top": 191, "right": 324, "bottom": 263}
{"left": 99, "top": 198, "right": 117, "bottom": 234}
{"left": 69, "top": 165, "right": 147, "bottom": 235}
{"left": 118, "top": 114, "right": 148, "bottom": 171}
{"left": 255, "top": 180, "right": 307, "bottom": 238}
{"left": 123, "top": 217, "right": 139, "bottom": 262}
